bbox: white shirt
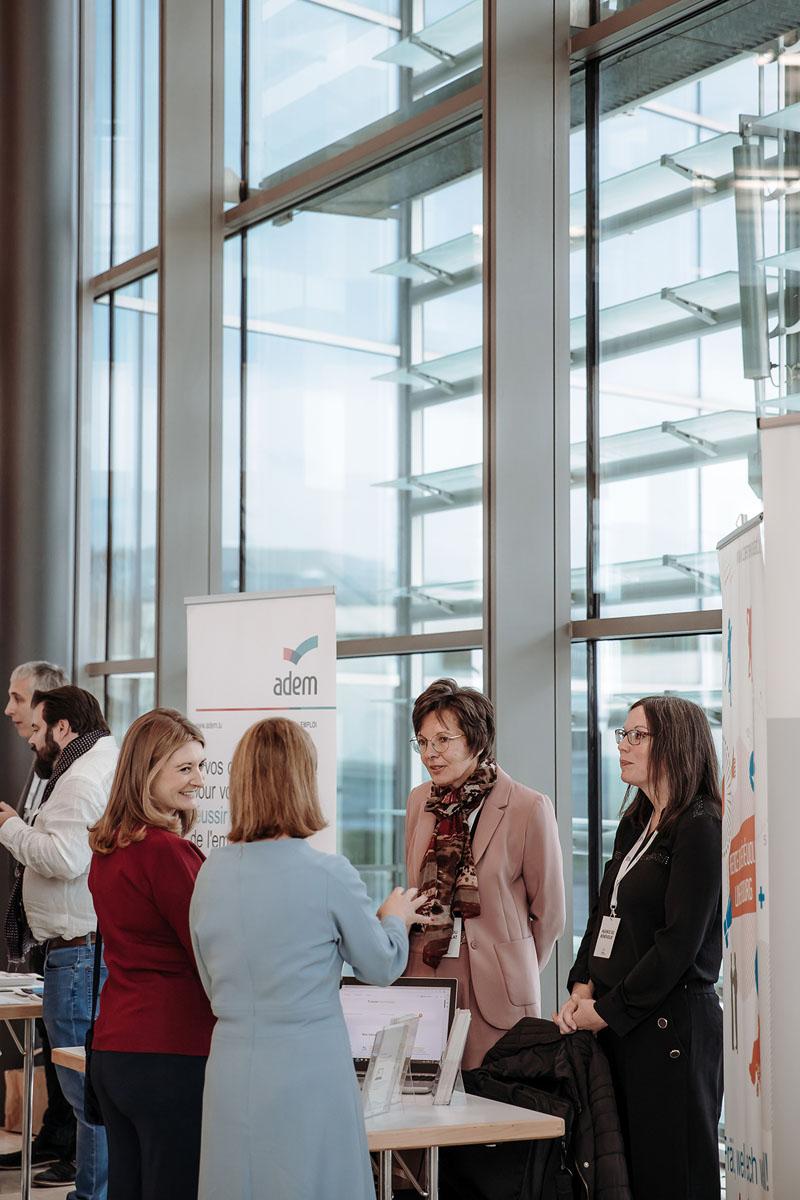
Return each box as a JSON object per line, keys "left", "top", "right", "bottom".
{"left": 21, "top": 774, "right": 47, "bottom": 823}
{"left": 0, "top": 737, "right": 118, "bottom": 942}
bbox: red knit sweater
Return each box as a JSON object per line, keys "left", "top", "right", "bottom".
{"left": 88, "top": 828, "right": 215, "bottom": 1055}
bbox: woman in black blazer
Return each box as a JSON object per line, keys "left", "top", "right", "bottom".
{"left": 554, "top": 695, "right": 723, "bottom": 1200}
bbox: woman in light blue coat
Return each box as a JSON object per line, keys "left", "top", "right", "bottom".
{"left": 189, "top": 717, "right": 429, "bottom": 1200}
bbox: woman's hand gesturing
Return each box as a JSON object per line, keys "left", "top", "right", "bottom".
{"left": 378, "top": 887, "right": 432, "bottom": 930}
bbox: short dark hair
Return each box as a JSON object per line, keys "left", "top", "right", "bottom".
{"left": 32, "top": 686, "right": 110, "bottom": 738}
{"left": 412, "top": 678, "right": 495, "bottom": 760}
{"left": 621, "top": 694, "right": 721, "bottom": 832}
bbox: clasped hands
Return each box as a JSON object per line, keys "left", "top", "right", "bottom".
{"left": 552, "top": 982, "right": 608, "bottom": 1035}
{"left": 0, "top": 803, "right": 17, "bottom": 828}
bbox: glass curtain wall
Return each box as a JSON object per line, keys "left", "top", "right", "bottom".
{"left": 89, "top": 276, "right": 158, "bottom": 736}
{"left": 84, "top": 0, "right": 159, "bottom": 738}
{"left": 571, "top": 0, "right": 800, "bottom": 917}
{"left": 223, "top": 2, "right": 484, "bottom": 899}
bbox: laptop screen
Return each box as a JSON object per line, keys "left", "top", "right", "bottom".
{"left": 339, "top": 977, "right": 457, "bottom": 1067}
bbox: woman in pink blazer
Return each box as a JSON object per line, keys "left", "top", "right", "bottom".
{"left": 404, "top": 678, "right": 565, "bottom": 1069}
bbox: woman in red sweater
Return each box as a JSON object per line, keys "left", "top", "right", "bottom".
{"left": 88, "top": 709, "right": 215, "bottom": 1200}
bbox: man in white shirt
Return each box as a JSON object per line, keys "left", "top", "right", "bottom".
{"left": 0, "top": 686, "right": 117, "bottom": 1200}
{"left": 0, "top": 661, "right": 78, "bottom": 1186}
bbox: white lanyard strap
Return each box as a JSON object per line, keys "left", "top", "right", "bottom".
{"left": 609, "top": 823, "right": 659, "bottom": 916}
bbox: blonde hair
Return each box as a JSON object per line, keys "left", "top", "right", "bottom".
{"left": 228, "top": 718, "right": 326, "bottom": 843}
{"left": 89, "top": 708, "right": 205, "bottom": 854}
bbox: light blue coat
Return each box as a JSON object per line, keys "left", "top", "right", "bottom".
{"left": 189, "top": 838, "right": 409, "bottom": 1200}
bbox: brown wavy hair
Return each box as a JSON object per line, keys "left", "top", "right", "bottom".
{"left": 412, "top": 678, "right": 495, "bottom": 761}
{"left": 228, "top": 718, "right": 326, "bottom": 843}
{"left": 89, "top": 709, "right": 205, "bottom": 854}
{"left": 620, "top": 695, "right": 722, "bottom": 833}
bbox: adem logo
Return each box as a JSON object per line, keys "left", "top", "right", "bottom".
{"left": 275, "top": 635, "right": 319, "bottom": 696}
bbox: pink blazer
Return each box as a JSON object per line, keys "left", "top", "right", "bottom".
{"left": 405, "top": 767, "right": 566, "bottom": 1029}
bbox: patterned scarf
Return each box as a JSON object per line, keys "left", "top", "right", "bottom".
{"left": 417, "top": 759, "right": 497, "bottom": 968}
{"left": 5, "top": 729, "right": 110, "bottom": 965}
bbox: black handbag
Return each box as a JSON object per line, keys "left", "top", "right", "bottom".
{"left": 83, "top": 930, "right": 105, "bottom": 1126}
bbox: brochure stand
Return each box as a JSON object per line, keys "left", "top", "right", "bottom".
{"left": 432, "top": 1008, "right": 471, "bottom": 1106}
{"left": 362, "top": 1015, "right": 420, "bottom": 1118}
{"left": 389, "top": 1013, "right": 421, "bottom": 1101}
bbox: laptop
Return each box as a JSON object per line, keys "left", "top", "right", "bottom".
{"left": 339, "top": 976, "right": 458, "bottom": 1093}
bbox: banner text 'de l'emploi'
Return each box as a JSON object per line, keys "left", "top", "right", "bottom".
{"left": 185, "top": 588, "right": 337, "bottom": 854}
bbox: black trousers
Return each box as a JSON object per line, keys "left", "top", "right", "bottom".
{"left": 91, "top": 1050, "right": 207, "bottom": 1200}
{"left": 599, "top": 983, "right": 723, "bottom": 1200}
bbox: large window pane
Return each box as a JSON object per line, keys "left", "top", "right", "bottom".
{"left": 243, "top": 0, "right": 482, "bottom": 188}
{"left": 105, "top": 672, "right": 156, "bottom": 741}
{"left": 93, "top": 0, "right": 159, "bottom": 272}
{"left": 597, "top": 634, "right": 722, "bottom": 864}
{"left": 235, "top": 126, "right": 483, "bottom": 638}
{"left": 338, "top": 648, "right": 483, "bottom": 902}
{"left": 90, "top": 275, "right": 158, "bottom": 662}
{"left": 573, "top": 2, "right": 800, "bottom": 617}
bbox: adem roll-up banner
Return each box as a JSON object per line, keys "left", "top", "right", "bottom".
{"left": 185, "top": 588, "right": 337, "bottom": 854}
{"left": 718, "top": 515, "right": 771, "bottom": 1199}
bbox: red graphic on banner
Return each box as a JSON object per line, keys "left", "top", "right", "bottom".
{"left": 749, "top": 1017, "right": 761, "bottom": 1096}
{"left": 729, "top": 815, "right": 757, "bottom": 919}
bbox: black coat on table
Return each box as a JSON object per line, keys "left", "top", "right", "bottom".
{"left": 440, "top": 1017, "right": 632, "bottom": 1200}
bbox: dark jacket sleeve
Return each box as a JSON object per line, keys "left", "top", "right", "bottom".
{"left": 594, "top": 810, "right": 721, "bottom": 1036}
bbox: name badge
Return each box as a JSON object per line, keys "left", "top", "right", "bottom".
{"left": 593, "top": 915, "right": 621, "bottom": 960}
{"left": 443, "top": 916, "right": 462, "bottom": 958}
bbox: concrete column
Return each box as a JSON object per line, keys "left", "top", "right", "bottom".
{"left": 0, "top": 2, "right": 79, "bottom": 793}
{"left": 487, "top": 0, "right": 573, "bottom": 1014}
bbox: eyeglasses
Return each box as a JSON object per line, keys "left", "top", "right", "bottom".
{"left": 614, "top": 728, "right": 651, "bottom": 747}
{"left": 410, "top": 733, "right": 466, "bottom": 756}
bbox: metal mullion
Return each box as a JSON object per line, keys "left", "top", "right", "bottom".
{"left": 240, "top": 0, "right": 249, "bottom": 198}
{"left": 585, "top": 59, "right": 602, "bottom": 912}
{"left": 238, "top": 230, "right": 248, "bottom": 591}
{"left": 586, "top": 639, "right": 602, "bottom": 906}
{"left": 571, "top": 609, "right": 723, "bottom": 641}
{"left": 585, "top": 58, "right": 600, "bottom": 625}
{"left": 132, "top": 282, "right": 145, "bottom": 659}
{"left": 223, "top": 84, "right": 482, "bottom": 236}
{"left": 105, "top": 293, "right": 115, "bottom": 664}
{"left": 136, "top": 0, "right": 147, "bottom": 257}
{"left": 110, "top": 0, "right": 117, "bottom": 265}
{"left": 570, "top": 0, "right": 726, "bottom": 62}
{"left": 90, "top": 247, "right": 159, "bottom": 298}
{"left": 86, "top": 657, "right": 157, "bottom": 677}
{"left": 336, "top": 630, "right": 482, "bottom": 659}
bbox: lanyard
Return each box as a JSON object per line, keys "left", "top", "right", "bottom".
{"left": 609, "top": 823, "right": 659, "bottom": 916}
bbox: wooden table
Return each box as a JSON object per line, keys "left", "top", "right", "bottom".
{"left": 366, "top": 1091, "right": 563, "bottom": 1199}
{"left": 0, "top": 996, "right": 43, "bottom": 1200}
{"left": 53, "top": 1048, "right": 564, "bottom": 1200}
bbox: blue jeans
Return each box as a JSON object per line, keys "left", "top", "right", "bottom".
{"left": 42, "top": 941, "right": 108, "bottom": 1200}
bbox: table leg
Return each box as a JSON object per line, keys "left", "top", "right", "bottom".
{"left": 377, "top": 1150, "right": 393, "bottom": 1200}
{"left": 20, "top": 1018, "right": 35, "bottom": 1200}
{"left": 426, "top": 1145, "right": 439, "bottom": 1200}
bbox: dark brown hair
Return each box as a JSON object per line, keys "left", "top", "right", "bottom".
{"left": 412, "top": 678, "right": 495, "bottom": 761}
{"left": 621, "top": 695, "right": 721, "bottom": 832}
{"left": 90, "top": 709, "right": 204, "bottom": 853}
{"left": 228, "top": 718, "right": 326, "bottom": 843}
{"left": 32, "top": 686, "right": 110, "bottom": 738}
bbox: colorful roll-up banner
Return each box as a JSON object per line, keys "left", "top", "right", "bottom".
{"left": 185, "top": 588, "right": 337, "bottom": 854}
{"left": 719, "top": 515, "right": 771, "bottom": 1199}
